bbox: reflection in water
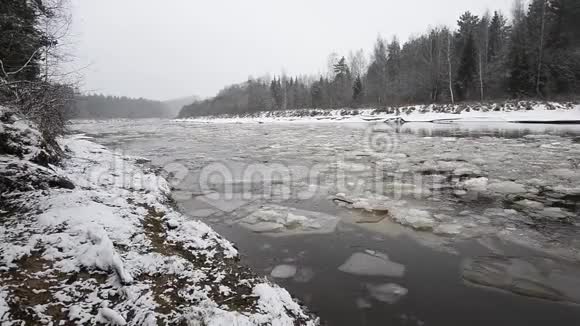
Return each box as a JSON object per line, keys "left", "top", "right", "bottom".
{"left": 70, "top": 119, "right": 580, "bottom": 326}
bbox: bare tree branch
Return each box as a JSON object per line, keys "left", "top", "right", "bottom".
{"left": 3, "top": 48, "right": 43, "bottom": 76}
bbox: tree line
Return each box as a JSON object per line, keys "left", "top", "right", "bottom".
{"left": 70, "top": 94, "right": 170, "bottom": 119}
{"left": 180, "top": 0, "right": 580, "bottom": 118}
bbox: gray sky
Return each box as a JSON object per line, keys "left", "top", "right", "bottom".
{"left": 71, "top": 0, "right": 513, "bottom": 101}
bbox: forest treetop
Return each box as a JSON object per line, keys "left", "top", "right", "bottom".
{"left": 180, "top": 0, "right": 580, "bottom": 118}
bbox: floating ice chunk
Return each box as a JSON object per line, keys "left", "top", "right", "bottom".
{"left": 548, "top": 168, "right": 577, "bottom": 179}
{"left": 453, "top": 167, "right": 481, "bottom": 176}
{"left": 462, "top": 256, "right": 580, "bottom": 304}
{"left": 98, "top": 308, "right": 127, "bottom": 326}
{"left": 286, "top": 213, "right": 309, "bottom": 227}
{"left": 391, "top": 209, "right": 435, "bottom": 231}
{"left": 338, "top": 251, "right": 405, "bottom": 277}
{"left": 246, "top": 222, "right": 285, "bottom": 233}
{"left": 454, "top": 190, "right": 468, "bottom": 196}
{"left": 552, "top": 186, "right": 580, "bottom": 196}
{"left": 539, "top": 207, "right": 568, "bottom": 221}
{"left": 488, "top": 181, "right": 527, "bottom": 194}
{"left": 271, "top": 265, "right": 297, "bottom": 279}
{"left": 351, "top": 200, "right": 390, "bottom": 213}
{"left": 416, "top": 160, "right": 439, "bottom": 173}
{"left": 239, "top": 205, "right": 338, "bottom": 236}
{"left": 367, "top": 283, "right": 408, "bottom": 304}
{"left": 514, "top": 199, "right": 544, "bottom": 210}
{"left": 463, "top": 177, "right": 488, "bottom": 192}
{"left": 332, "top": 194, "right": 395, "bottom": 215}
{"left": 434, "top": 224, "right": 462, "bottom": 235}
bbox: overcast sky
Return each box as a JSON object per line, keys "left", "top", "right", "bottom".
{"left": 71, "top": 0, "right": 514, "bottom": 101}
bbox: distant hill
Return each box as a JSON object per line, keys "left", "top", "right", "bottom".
{"left": 163, "top": 95, "right": 199, "bottom": 118}
{"left": 70, "top": 94, "right": 169, "bottom": 119}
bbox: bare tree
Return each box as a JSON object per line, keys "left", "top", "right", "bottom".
{"left": 478, "top": 11, "right": 490, "bottom": 101}
{"left": 479, "top": 53, "right": 484, "bottom": 101}
{"left": 536, "top": 0, "right": 547, "bottom": 97}
{"left": 39, "top": 0, "right": 79, "bottom": 83}
{"left": 0, "top": 0, "right": 76, "bottom": 145}
{"left": 447, "top": 33, "right": 455, "bottom": 104}
{"left": 348, "top": 49, "right": 368, "bottom": 78}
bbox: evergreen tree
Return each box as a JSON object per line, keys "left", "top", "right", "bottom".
{"left": 488, "top": 11, "right": 509, "bottom": 62}
{"left": 0, "top": 1, "right": 50, "bottom": 83}
{"left": 541, "top": 0, "right": 580, "bottom": 94}
{"left": 178, "top": 1, "right": 580, "bottom": 119}
{"left": 457, "top": 34, "right": 477, "bottom": 100}
{"left": 508, "top": 0, "right": 534, "bottom": 96}
{"left": 352, "top": 75, "right": 363, "bottom": 104}
{"left": 486, "top": 11, "right": 510, "bottom": 97}
{"left": 455, "top": 12, "right": 480, "bottom": 100}
{"left": 386, "top": 38, "right": 402, "bottom": 103}
{"left": 527, "top": 0, "right": 552, "bottom": 96}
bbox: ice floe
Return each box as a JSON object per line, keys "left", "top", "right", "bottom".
{"left": 338, "top": 251, "right": 405, "bottom": 277}
{"left": 390, "top": 209, "right": 436, "bottom": 231}
{"left": 462, "top": 256, "right": 580, "bottom": 304}
{"left": 366, "top": 283, "right": 408, "bottom": 304}
{"left": 462, "top": 177, "right": 489, "bottom": 192}
{"left": 270, "top": 265, "right": 298, "bottom": 279}
{"left": 488, "top": 181, "right": 528, "bottom": 194}
{"left": 434, "top": 224, "right": 463, "bottom": 236}
{"left": 238, "top": 205, "right": 339, "bottom": 236}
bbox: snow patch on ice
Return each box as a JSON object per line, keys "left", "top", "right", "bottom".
{"left": 391, "top": 209, "right": 436, "bottom": 231}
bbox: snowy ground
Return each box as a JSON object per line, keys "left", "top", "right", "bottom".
{"left": 0, "top": 111, "right": 318, "bottom": 325}
{"left": 174, "top": 101, "right": 580, "bottom": 124}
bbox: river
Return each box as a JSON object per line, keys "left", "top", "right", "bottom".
{"left": 71, "top": 119, "right": 580, "bottom": 326}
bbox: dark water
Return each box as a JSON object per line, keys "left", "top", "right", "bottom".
{"left": 71, "top": 120, "right": 580, "bottom": 326}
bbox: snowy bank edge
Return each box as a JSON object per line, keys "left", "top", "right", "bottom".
{"left": 173, "top": 102, "right": 580, "bottom": 124}
{"left": 0, "top": 131, "right": 319, "bottom": 325}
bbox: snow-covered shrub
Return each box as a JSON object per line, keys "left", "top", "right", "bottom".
{"left": 0, "top": 107, "right": 61, "bottom": 166}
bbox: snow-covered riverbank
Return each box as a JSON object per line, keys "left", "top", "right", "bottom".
{"left": 0, "top": 109, "right": 318, "bottom": 325}
{"left": 175, "top": 101, "right": 580, "bottom": 124}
